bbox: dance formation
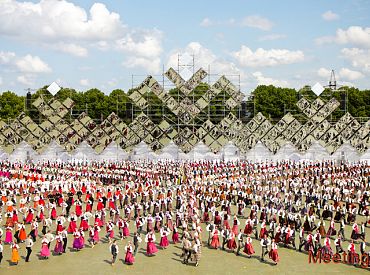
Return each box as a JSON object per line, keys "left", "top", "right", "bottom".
{"left": 0, "top": 159, "right": 369, "bottom": 268}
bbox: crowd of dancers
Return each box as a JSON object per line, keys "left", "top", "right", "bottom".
{"left": 0, "top": 159, "right": 369, "bottom": 268}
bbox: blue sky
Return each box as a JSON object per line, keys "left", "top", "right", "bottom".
{"left": 0, "top": 0, "right": 369, "bottom": 95}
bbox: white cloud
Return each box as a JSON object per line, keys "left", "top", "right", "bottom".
{"left": 338, "top": 68, "right": 364, "bottom": 80}
{"left": 0, "top": 51, "right": 16, "bottom": 64}
{"left": 116, "top": 29, "right": 163, "bottom": 58}
{"left": 258, "top": 34, "right": 286, "bottom": 41}
{"left": 17, "top": 75, "right": 35, "bottom": 86}
{"left": 317, "top": 67, "right": 332, "bottom": 78}
{"left": 79, "top": 79, "right": 90, "bottom": 86}
{"left": 200, "top": 17, "right": 213, "bottom": 27}
{"left": 53, "top": 43, "right": 88, "bottom": 57}
{"left": 0, "top": 0, "right": 163, "bottom": 64}
{"left": 0, "top": 77, "right": 2, "bottom": 86}
{"left": 0, "top": 1, "right": 125, "bottom": 41}
{"left": 232, "top": 46, "right": 304, "bottom": 67}
{"left": 322, "top": 10, "right": 339, "bottom": 21}
{"left": 241, "top": 15, "right": 273, "bottom": 31}
{"left": 122, "top": 57, "right": 161, "bottom": 74}
{"left": 252, "top": 71, "right": 289, "bottom": 87}
{"left": 316, "top": 26, "right": 370, "bottom": 48}
{"left": 199, "top": 15, "right": 273, "bottom": 31}
{"left": 15, "top": 54, "right": 51, "bottom": 73}
{"left": 341, "top": 48, "right": 370, "bottom": 73}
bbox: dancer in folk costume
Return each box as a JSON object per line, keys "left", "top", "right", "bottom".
{"left": 159, "top": 226, "right": 170, "bottom": 249}
{"left": 222, "top": 212, "right": 230, "bottom": 230}
{"left": 145, "top": 231, "right": 158, "bottom": 256}
{"left": 105, "top": 220, "right": 115, "bottom": 243}
{"left": 269, "top": 239, "right": 279, "bottom": 265}
{"left": 18, "top": 222, "right": 27, "bottom": 242}
{"left": 133, "top": 232, "right": 142, "bottom": 256}
{"left": 259, "top": 220, "right": 268, "bottom": 240}
{"left": 79, "top": 212, "right": 91, "bottom": 231}
{"left": 244, "top": 218, "right": 253, "bottom": 235}
{"left": 326, "top": 219, "right": 336, "bottom": 237}
{"left": 124, "top": 241, "right": 135, "bottom": 265}
{"left": 40, "top": 237, "right": 50, "bottom": 259}
{"left": 29, "top": 219, "right": 39, "bottom": 242}
{"left": 243, "top": 235, "right": 255, "bottom": 258}
{"left": 347, "top": 240, "right": 358, "bottom": 264}
{"left": 10, "top": 241, "right": 20, "bottom": 265}
{"left": 56, "top": 215, "right": 66, "bottom": 234}
{"left": 231, "top": 215, "right": 240, "bottom": 235}
{"left": 351, "top": 222, "right": 360, "bottom": 240}
{"left": 25, "top": 208, "right": 34, "bottom": 224}
{"left": 122, "top": 219, "right": 130, "bottom": 239}
{"left": 210, "top": 227, "right": 220, "bottom": 249}
{"left": 323, "top": 237, "right": 333, "bottom": 256}
{"left": 172, "top": 225, "right": 180, "bottom": 244}
{"left": 72, "top": 229, "right": 83, "bottom": 251}
{"left": 54, "top": 233, "right": 64, "bottom": 255}
{"left": 227, "top": 230, "right": 237, "bottom": 252}
{"left": 109, "top": 240, "right": 119, "bottom": 266}
{"left": 67, "top": 213, "right": 78, "bottom": 233}
{"left": 5, "top": 226, "right": 13, "bottom": 244}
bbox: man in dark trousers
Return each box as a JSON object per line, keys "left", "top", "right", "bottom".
{"left": 260, "top": 234, "right": 271, "bottom": 262}
{"left": 62, "top": 229, "right": 68, "bottom": 253}
{"left": 133, "top": 232, "right": 142, "bottom": 256}
{"left": 25, "top": 235, "right": 34, "bottom": 262}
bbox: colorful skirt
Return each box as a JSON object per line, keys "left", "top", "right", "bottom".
{"left": 147, "top": 242, "right": 158, "bottom": 255}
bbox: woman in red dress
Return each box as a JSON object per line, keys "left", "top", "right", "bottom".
{"left": 210, "top": 228, "right": 220, "bottom": 249}
{"left": 145, "top": 231, "right": 158, "bottom": 256}
{"left": 269, "top": 239, "right": 279, "bottom": 265}
{"left": 125, "top": 242, "right": 135, "bottom": 265}
{"left": 243, "top": 236, "right": 255, "bottom": 258}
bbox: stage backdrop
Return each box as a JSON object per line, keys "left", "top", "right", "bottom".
{"left": 0, "top": 68, "right": 369, "bottom": 162}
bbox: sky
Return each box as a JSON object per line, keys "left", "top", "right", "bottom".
{"left": 0, "top": 0, "right": 369, "bottom": 96}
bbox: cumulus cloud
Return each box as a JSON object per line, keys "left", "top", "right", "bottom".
{"left": 231, "top": 46, "right": 304, "bottom": 67}
{"left": 341, "top": 48, "right": 370, "bottom": 73}
{"left": 252, "top": 71, "right": 289, "bottom": 87}
{"left": 241, "top": 15, "right": 273, "bottom": 31}
{"left": 17, "top": 75, "right": 35, "bottom": 86}
{"left": 317, "top": 67, "right": 332, "bottom": 78}
{"left": 0, "top": 0, "right": 163, "bottom": 66}
{"left": 15, "top": 54, "right": 51, "bottom": 73}
{"left": 338, "top": 68, "right": 364, "bottom": 80}
{"left": 322, "top": 10, "right": 339, "bottom": 21}
{"left": 53, "top": 43, "right": 88, "bottom": 57}
{"left": 316, "top": 26, "right": 370, "bottom": 48}
{"left": 0, "top": 51, "right": 16, "bottom": 64}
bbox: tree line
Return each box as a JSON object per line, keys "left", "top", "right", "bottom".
{"left": 0, "top": 84, "right": 369, "bottom": 125}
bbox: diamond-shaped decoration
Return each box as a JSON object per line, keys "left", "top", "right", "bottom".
{"left": 47, "top": 82, "right": 61, "bottom": 96}
{"left": 312, "top": 82, "right": 324, "bottom": 96}
{"left": 180, "top": 68, "right": 193, "bottom": 81}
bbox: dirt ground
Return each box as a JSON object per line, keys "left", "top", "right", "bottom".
{"left": 1, "top": 207, "right": 369, "bottom": 275}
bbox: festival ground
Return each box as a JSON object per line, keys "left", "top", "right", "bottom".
{"left": 1, "top": 207, "right": 369, "bottom": 275}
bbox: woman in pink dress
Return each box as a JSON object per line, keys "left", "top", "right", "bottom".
{"left": 124, "top": 242, "right": 135, "bottom": 265}
{"left": 122, "top": 219, "right": 130, "bottom": 239}
{"left": 227, "top": 231, "right": 237, "bottom": 252}
{"left": 269, "top": 239, "right": 279, "bottom": 265}
{"left": 40, "top": 237, "right": 50, "bottom": 259}
{"left": 5, "top": 226, "right": 13, "bottom": 244}
{"left": 210, "top": 228, "right": 220, "bottom": 249}
{"left": 159, "top": 227, "right": 170, "bottom": 249}
{"left": 145, "top": 231, "right": 158, "bottom": 256}
{"left": 172, "top": 226, "right": 179, "bottom": 243}
{"left": 232, "top": 216, "right": 240, "bottom": 235}
{"left": 243, "top": 236, "right": 255, "bottom": 258}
